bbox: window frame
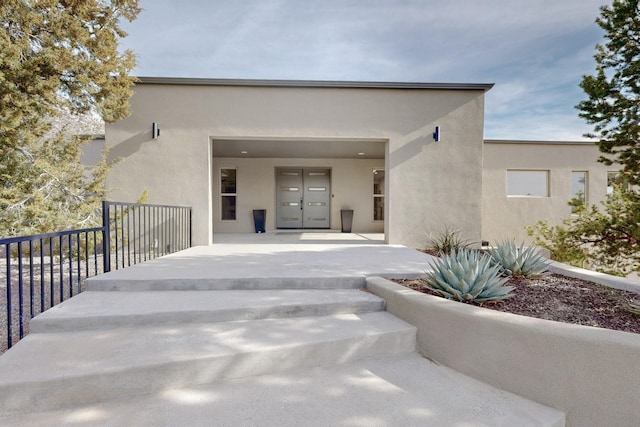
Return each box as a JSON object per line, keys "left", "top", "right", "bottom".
{"left": 220, "top": 167, "right": 237, "bottom": 221}
{"left": 570, "top": 170, "right": 588, "bottom": 213}
{"left": 373, "top": 168, "right": 385, "bottom": 222}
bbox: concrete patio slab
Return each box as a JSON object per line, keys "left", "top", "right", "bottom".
{"left": 213, "top": 230, "right": 386, "bottom": 244}
{"left": 86, "top": 242, "right": 436, "bottom": 291}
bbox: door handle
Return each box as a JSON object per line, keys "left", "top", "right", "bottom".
{"left": 300, "top": 199, "right": 303, "bottom": 210}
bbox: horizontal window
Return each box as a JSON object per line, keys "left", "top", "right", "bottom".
{"left": 507, "top": 170, "right": 549, "bottom": 197}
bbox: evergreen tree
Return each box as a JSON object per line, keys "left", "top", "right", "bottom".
{"left": 0, "top": 0, "right": 140, "bottom": 236}
{"left": 529, "top": 1, "right": 640, "bottom": 276}
{"left": 528, "top": 185, "right": 640, "bottom": 276}
{"left": 577, "top": 0, "right": 640, "bottom": 185}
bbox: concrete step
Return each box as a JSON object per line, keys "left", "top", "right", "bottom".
{"left": 85, "top": 274, "right": 366, "bottom": 291}
{"left": 0, "top": 353, "right": 566, "bottom": 427}
{"left": 30, "top": 289, "right": 386, "bottom": 333}
{"left": 0, "top": 312, "right": 416, "bottom": 415}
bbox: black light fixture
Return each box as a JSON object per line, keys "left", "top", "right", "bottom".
{"left": 433, "top": 126, "right": 440, "bottom": 142}
{"left": 152, "top": 122, "right": 160, "bottom": 139}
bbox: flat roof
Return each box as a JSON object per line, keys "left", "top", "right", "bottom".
{"left": 484, "top": 139, "right": 595, "bottom": 145}
{"left": 136, "top": 76, "right": 494, "bottom": 91}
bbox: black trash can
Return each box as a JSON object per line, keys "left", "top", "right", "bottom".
{"left": 340, "top": 209, "right": 353, "bottom": 233}
{"left": 252, "top": 209, "right": 266, "bottom": 233}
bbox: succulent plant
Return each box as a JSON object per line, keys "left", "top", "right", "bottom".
{"left": 488, "top": 240, "right": 549, "bottom": 277}
{"left": 425, "top": 248, "right": 514, "bottom": 303}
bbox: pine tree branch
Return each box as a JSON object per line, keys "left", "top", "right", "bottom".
{"left": 14, "top": 146, "right": 34, "bottom": 163}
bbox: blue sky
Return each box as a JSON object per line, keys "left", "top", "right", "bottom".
{"left": 119, "top": 0, "right": 608, "bottom": 141}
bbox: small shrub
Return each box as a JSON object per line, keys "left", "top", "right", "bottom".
{"left": 526, "top": 220, "right": 588, "bottom": 268}
{"left": 425, "top": 248, "right": 514, "bottom": 303}
{"left": 427, "top": 227, "right": 471, "bottom": 254}
{"left": 488, "top": 240, "right": 549, "bottom": 277}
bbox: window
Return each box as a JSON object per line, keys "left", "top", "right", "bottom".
{"left": 220, "top": 168, "right": 237, "bottom": 220}
{"left": 607, "top": 171, "right": 629, "bottom": 194}
{"left": 507, "top": 170, "right": 549, "bottom": 197}
{"left": 571, "top": 171, "right": 587, "bottom": 213}
{"left": 373, "top": 169, "right": 384, "bottom": 221}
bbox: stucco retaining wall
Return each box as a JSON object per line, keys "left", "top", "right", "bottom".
{"left": 548, "top": 260, "right": 640, "bottom": 293}
{"left": 367, "top": 276, "right": 640, "bottom": 427}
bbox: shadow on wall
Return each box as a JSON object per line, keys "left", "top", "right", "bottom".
{"left": 389, "top": 92, "right": 485, "bottom": 170}
{"left": 389, "top": 122, "right": 440, "bottom": 170}
{"left": 107, "top": 130, "right": 153, "bottom": 163}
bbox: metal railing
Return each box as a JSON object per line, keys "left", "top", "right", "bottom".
{"left": 1, "top": 201, "right": 192, "bottom": 352}
{"left": 102, "top": 201, "right": 192, "bottom": 272}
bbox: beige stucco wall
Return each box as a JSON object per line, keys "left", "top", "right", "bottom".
{"left": 105, "top": 81, "right": 487, "bottom": 247}
{"left": 482, "top": 140, "right": 612, "bottom": 244}
{"left": 211, "top": 157, "right": 384, "bottom": 233}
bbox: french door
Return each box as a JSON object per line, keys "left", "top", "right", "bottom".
{"left": 276, "top": 169, "right": 331, "bottom": 228}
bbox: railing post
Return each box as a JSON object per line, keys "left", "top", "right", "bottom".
{"left": 189, "top": 208, "right": 193, "bottom": 248}
{"left": 102, "top": 200, "right": 111, "bottom": 273}
{"left": 6, "top": 244, "right": 12, "bottom": 349}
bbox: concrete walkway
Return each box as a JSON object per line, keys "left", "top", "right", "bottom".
{"left": 0, "top": 235, "right": 565, "bottom": 426}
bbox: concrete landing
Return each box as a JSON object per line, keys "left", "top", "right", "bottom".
{"left": 0, "top": 353, "right": 565, "bottom": 427}
{"left": 86, "top": 244, "right": 435, "bottom": 291}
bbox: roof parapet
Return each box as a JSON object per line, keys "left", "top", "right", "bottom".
{"left": 136, "top": 76, "right": 494, "bottom": 91}
{"left": 484, "top": 139, "right": 595, "bottom": 145}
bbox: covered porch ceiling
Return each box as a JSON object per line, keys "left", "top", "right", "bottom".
{"left": 212, "top": 137, "right": 386, "bottom": 159}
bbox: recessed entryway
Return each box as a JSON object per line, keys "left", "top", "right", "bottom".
{"left": 276, "top": 168, "right": 331, "bottom": 229}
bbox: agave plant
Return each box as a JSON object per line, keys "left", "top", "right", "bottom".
{"left": 488, "top": 240, "right": 549, "bottom": 277}
{"left": 425, "top": 248, "right": 514, "bottom": 303}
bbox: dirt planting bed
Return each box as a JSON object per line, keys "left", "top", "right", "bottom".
{"left": 395, "top": 273, "right": 640, "bottom": 334}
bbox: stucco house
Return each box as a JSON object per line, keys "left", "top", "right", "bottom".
{"left": 104, "top": 77, "right": 613, "bottom": 248}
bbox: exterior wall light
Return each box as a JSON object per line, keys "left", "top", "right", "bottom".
{"left": 433, "top": 126, "right": 440, "bottom": 142}
{"left": 152, "top": 122, "right": 160, "bottom": 139}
